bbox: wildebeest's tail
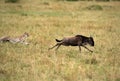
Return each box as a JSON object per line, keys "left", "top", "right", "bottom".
{"left": 55, "top": 39, "right": 62, "bottom": 42}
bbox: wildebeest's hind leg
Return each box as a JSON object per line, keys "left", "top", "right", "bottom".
{"left": 82, "top": 45, "right": 93, "bottom": 53}
{"left": 48, "top": 43, "right": 59, "bottom": 50}
{"left": 55, "top": 44, "right": 61, "bottom": 51}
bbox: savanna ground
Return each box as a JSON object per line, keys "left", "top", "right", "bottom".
{"left": 0, "top": 0, "right": 120, "bottom": 81}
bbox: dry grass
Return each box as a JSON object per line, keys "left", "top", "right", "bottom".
{"left": 0, "top": 0, "right": 120, "bottom": 81}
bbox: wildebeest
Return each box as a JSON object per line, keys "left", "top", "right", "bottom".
{"left": 48, "top": 35, "right": 94, "bottom": 52}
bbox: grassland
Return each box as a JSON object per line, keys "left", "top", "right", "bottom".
{"left": 0, "top": 0, "right": 120, "bottom": 81}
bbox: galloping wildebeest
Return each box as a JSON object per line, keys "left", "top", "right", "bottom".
{"left": 48, "top": 35, "right": 94, "bottom": 52}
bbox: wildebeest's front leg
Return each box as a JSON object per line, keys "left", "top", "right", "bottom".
{"left": 78, "top": 46, "right": 81, "bottom": 52}
{"left": 82, "top": 45, "right": 93, "bottom": 53}
{"left": 78, "top": 41, "right": 82, "bottom": 52}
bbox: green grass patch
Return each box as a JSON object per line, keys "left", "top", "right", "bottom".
{"left": 0, "top": 10, "right": 72, "bottom": 17}
{"left": 85, "top": 5, "right": 103, "bottom": 10}
{"left": 5, "top": 0, "right": 19, "bottom": 3}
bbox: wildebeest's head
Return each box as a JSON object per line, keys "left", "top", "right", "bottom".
{"left": 88, "top": 37, "right": 94, "bottom": 46}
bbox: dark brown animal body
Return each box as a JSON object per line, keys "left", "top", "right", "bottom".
{"left": 49, "top": 35, "right": 94, "bottom": 52}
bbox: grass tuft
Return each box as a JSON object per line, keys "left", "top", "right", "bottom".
{"left": 85, "top": 4, "right": 103, "bottom": 10}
